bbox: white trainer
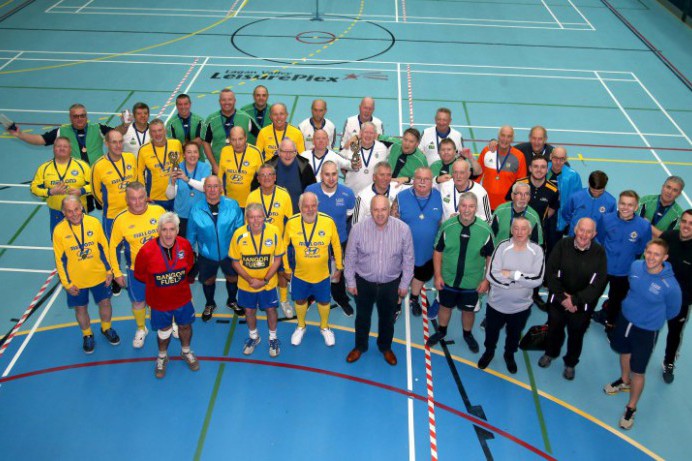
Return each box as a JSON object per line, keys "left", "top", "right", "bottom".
{"left": 132, "top": 327, "right": 148, "bottom": 348}
{"left": 291, "top": 326, "right": 306, "bottom": 346}
{"left": 280, "top": 301, "right": 295, "bottom": 318}
{"left": 321, "top": 328, "right": 336, "bottom": 347}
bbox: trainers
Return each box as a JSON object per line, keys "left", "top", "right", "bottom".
{"left": 82, "top": 334, "right": 95, "bottom": 354}
{"left": 340, "top": 303, "right": 354, "bottom": 317}
{"left": 478, "top": 352, "right": 493, "bottom": 370}
{"left": 181, "top": 350, "right": 200, "bottom": 371}
{"left": 563, "top": 366, "right": 575, "bottom": 381}
{"left": 619, "top": 406, "right": 636, "bottom": 430}
{"left": 604, "top": 377, "right": 631, "bottom": 394}
{"left": 480, "top": 317, "right": 486, "bottom": 330}
{"left": 504, "top": 353, "right": 518, "bottom": 374}
{"left": 280, "top": 301, "right": 294, "bottom": 318}
{"left": 101, "top": 328, "right": 120, "bottom": 346}
{"left": 154, "top": 355, "right": 169, "bottom": 379}
{"left": 463, "top": 333, "right": 480, "bottom": 353}
{"left": 243, "top": 336, "right": 261, "bottom": 355}
{"left": 172, "top": 321, "right": 179, "bottom": 339}
{"left": 321, "top": 328, "right": 336, "bottom": 346}
{"left": 132, "top": 327, "right": 148, "bottom": 349}
{"left": 269, "top": 338, "right": 281, "bottom": 357}
{"left": 226, "top": 300, "right": 244, "bottom": 317}
{"left": 426, "top": 331, "right": 446, "bottom": 348}
{"left": 662, "top": 362, "right": 675, "bottom": 384}
{"left": 111, "top": 281, "right": 121, "bottom": 297}
{"left": 291, "top": 326, "right": 306, "bottom": 346}
{"left": 202, "top": 304, "right": 216, "bottom": 322}
{"left": 410, "top": 297, "right": 422, "bottom": 317}
{"left": 538, "top": 354, "right": 552, "bottom": 368}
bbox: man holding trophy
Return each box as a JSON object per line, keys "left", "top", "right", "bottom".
{"left": 136, "top": 119, "right": 183, "bottom": 211}
{"left": 342, "top": 122, "right": 389, "bottom": 195}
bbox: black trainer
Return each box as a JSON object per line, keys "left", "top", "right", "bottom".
{"left": 463, "top": 333, "right": 480, "bottom": 353}
{"left": 504, "top": 353, "right": 518, "bottom": 374}
{"left": 202, "top": 303, "right": 216, "bottom": 322}
{"left": 83, "top": 334, "right": 95, "bottom": 354}
{"left": 410, "top": 297, "right": 422, "bottom": 317}
{"left": 101, "top": 328, "right": 120, "bottom": 346}
{"left": 226, "top": 300, "right": 244, "bottom": 317}
{"left": 662, "top": 362, "right": 675, "bottom": 384}
{"left": 340, "top": 303, "right": 354, "bottom": 317}
{"left": 426, "top": 331, "right": 446, "bottom": 348}
{"left": 478, "top": 352, "right": 493, "bottom": 369}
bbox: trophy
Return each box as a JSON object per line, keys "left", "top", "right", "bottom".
{"left": 168, "top": 151, "right": 180, "bottom": 172}
{"left": 349, "top": 138, "right": 361, "bottom": 171}
{"left": 0, "top": 113, "right": 17, "bottom": 131}
{"left": 121, "top": 109, "right": 133, "bottom": 124}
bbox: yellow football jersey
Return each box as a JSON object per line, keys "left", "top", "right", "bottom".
{"left": 229, "top": 223, "right": 285, "bottom": 293}
{"left": 282, "top": 212, "right": 342, "bottom": 283}
{"left": 109, "top": 204, "right": 165, "bottom": 277}
{"left": 136, "top": 139, "right": 183, "bottom": 201}
{"left": 218, "top": 144, "right": 263, "bottom": 207}
{"left": 255, "top": 124, "right": 305, "bottom": 161}
{"left": 91, "top": 152, "right": 137, "bottom": 219}
{"left": 31, "top": 158, "right": 91, "bottom": 211}
{"left": 53, "top": 215, "right": 111, "bottom": 289}
{"left": 245, "top": 186, "right": 293, "bottom": 236}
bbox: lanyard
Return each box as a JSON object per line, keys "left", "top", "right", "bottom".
{"left": 261, "top": 187, "right": 277, "bottom": 220}
{"left": 496, "top": 150, "right": 512, "bottom": 177}
{"left": 311, "top": 150, "right": 327, "bottom": 176}
{"left": 372, "top": 183, "right": 390, "bottom": 197}
{"left": 415, "top": 192, "right": 432, "bottom": 217}
{"left": 249, "top": 224, "right": 266, "bottom": 256}
{"left": 310, "top": 118, "right": 324, "bottom": 130}
{"left": 360, "top": 145, "right": 375, "bottom": 169}
{"left": 232, "top": 149, "right": 247, "bottom": 173}
{"left": 453, "top": 182, "right": 473, "bottom": 211}
{"left": 72, "top": 126, "right": 89, "bottom": 162}
{"left": 301, "top": 214, "right": 319, "bottom": 249}
{"left": 107, "top": 154, "right": 126, "bottom": 182}
{"left": 435, "top": 129, "right": 450, "bottom": 154}
{"left": 68, "top": 221, "right": 86, "bottom": 257}
{"left": 134, "top": 126, "right": 148, "bottom": 147}
{"left": 152, "top": 142, "right": 169, "bottom": 171}
{"left": 158, "top": 239, "right": 179, "bottom": 272}
{"left": 53, "top": 158, "right": 72, "bottom": 182}
{"left": 272, "top": 125, "right": 287, "bottom": 148}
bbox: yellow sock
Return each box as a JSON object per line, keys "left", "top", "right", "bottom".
{"left": 318, "top": 303, "right": 330, "bottom": 329}
{"left": 82, "top": 327, "right": 93, "bottom": 336}
{"left": 101, "top": 321, "right": 112, "bottom": 331}
{"left": 295, "top": 302, "right": 308, "bottom": 328}
{"left": 279, "top": 285, "right": 288, "bottom": 303}
{"left": 133, "top": 308, "right": 146, "bottom": 330}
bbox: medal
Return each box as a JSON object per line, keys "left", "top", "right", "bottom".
{"left": 495, "top": 175, "right": 500, "bottom": 180}
{"left": 419, "top": 213, "right": 425, "bottom": 220}
{"left": 363, "top": 169, "right": 369, "bottom": 174}
{"left": 190, "top": 192, "right": 195, "bottom": 197}
{"left": 225, "top": 138, "right": 230, "bottom": 144}
{"left": 80, "top": 147, "right": 87, "bottom": 154}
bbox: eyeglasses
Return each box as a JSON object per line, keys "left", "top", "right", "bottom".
{"left": 552, "top": 156, "right": 567, "bottom": 161}
{"left": 414, "top": 177, "right": 432, "bottom": 182}
{"left": 258, "top": 173, "right": 276, "bottom": 178}
{"left": 71, "top": 113, "right": 87, "bottom": 119}
{"left": 278, "top": 149, "right": 296, "bottom": 154}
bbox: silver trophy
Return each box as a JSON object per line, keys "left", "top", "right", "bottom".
{"left": 0, "top": 113, "right": 17, "bottom": 131}
{"left": 168, "top": 151, "right": 180, "bottom": 171}
{"left": 349, "top": 138, "right": 361, "bottom": 170}
{"left": 121, "top": 109, "right": 133, "bottom": 124}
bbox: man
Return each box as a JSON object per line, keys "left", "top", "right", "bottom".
{"left": 514, "top": 125, "right": 554, "bottom": 169}
{"left": 479, "top": 217, "right": 545, "bottom": 373}
{"left": 53, "top": 196, "right": 119, "bottom": 353}
{"left": 419, "top": 107, "right": 465, "bottom": 166}
{"left": 341, "top": 122, "right": 389, "bottom": 195}
{"left": 299, "top": 129, "right": 350, "bottom": 179}
{"left": 110, "top": 182, "right": 165, "bottom": 348}
{"left": 341, "top": 96, "right": 384, "bottom": 148}
{"left": 203, "top": 89, "right": 259, "bottom": 172}
{"left": 538, "top": 218, "right": 608, "bottom": 380}
{"left": 563, "top": 170, "right": 616, "bottom": 236}
{"left": 638, "top": 176, "right": 685, "bottom": 238}
{"left": 491, "top": 182, "right": 544, "bottom": 245}
{"left": 136, "top": 118, "right": 183, "bottom": 211}
{"left": 306, "top": 161, "right": 356, "bottom": 315}
{"left": 391, "top": 167, "right": 443, "bottom": 316}
{"left": 477, "top": 125, "right": 527, "bottom": 211}
{"left": 381, "top": 128, "right": 428, "bottom": 183}
{"left": 166, "top": 93, "right": 204, "bottom": 145}
{"left": 255, "top": 103, "right": 305, "bottom": 161}
{"left": 604, "top": 239, "right": 681, "bottom": 430}
{"left": 284, "top": 192, "right": 343, "bottom": 347}
{"left": 431, "top": 138, "right": 482, "bottom": 183}
{"left": 119, "top": 102, "right": 151, "bottom": 155}
{"left": 352, "top": 161, "right": 405, "bottom": 225}
{"left": 186, "top": 175, "right": 245, "bottom": 320}
{"left": 240, "top": 85, "right": 271, "bottom": 134}
{"left": 257, "top": 138, "right": 316, "bottom": 213}
{"left": 344, "top": 195, "right": 414, "bottom": 365}
{"left": 427, "top": 193, "right": 494, "bottom": 352}
{"left": 437, "top": 159, "right": 491, "bottom": 223}
{"left": 9, "top": 103, "right": 111, "bottom": 165}
{"left": 299, "top": 99, "right": 336, "bottom": 149}
{"left": 246, "top": 164, "right": 294, "bottom": 315}
{"left": 134, "top": 212, "right": 198, "bottom": 378}
{"left": 230, "top": 203, "right": 285, "bottom": 357}
{"left": 594, "top": 190, "right": 652, "bottom": 332}
{"left": 660, "top": 209, "right": 692, "bottom": 383}
{"left": 31, "top": 136, "right": 91, "bottom": 235}
{"left": 506, "top": 155, "right": 559, "bottom": 225}
{"left": 218, "top": 126, "right": 263, "bottom": 208}
{"left": 546, "top": 147, "right": 582, "bottom": 253}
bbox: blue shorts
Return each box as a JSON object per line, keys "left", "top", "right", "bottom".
{"left": 198, "top": 255, "right": 236, "bottom": 282}
{"left": 238, "top": 288, "right": 279, "bottom": 311}
{"left": 150, "top": 301, "right": 196, "bottom": 330}
{"left": 49, "top": 209, "right": 65, "bottom": 237}
{"left": 152, "top": 199, "right": 174, "bottom": 211}
{"left": 66, "top": 281, "right": 112, "bottom": 308}
{"left": 610, "top": 314, "right": 658, "bottom": 374}
{"left": 291, "top": 276, "right": 331, "bottom": 304}
{"left": 126, "top": 269, "right": 146, "bottom": 303}
{"left": 439, "top": 286, "right": 479, "bottom": 312}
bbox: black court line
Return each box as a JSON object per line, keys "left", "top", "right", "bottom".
{"left": 0, "top": 0, "right": 36, "bottom": 24}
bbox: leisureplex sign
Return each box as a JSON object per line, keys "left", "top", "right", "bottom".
{"left": 210, "top": 70, "right": 389, "bottom": 82}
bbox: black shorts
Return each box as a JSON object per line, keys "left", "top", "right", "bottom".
{"left": 610, "top": 314, "right": 658, "bottom": 374}
{"left": 198, "top": 255, "right": 236, "bottom": 282}
{"left": 439, "top": 286, "right": 479, "bottom": 312}
{"left": 414, "top": 259, "right": 434, "bottom": 282}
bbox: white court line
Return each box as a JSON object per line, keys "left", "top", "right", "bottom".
{"left": 227, "top": 0, "right": 247, "bottom": 17}
{"left": 0, "top": 51, "right": 23, "bottom": 72}
{"left": 541, "top": 0, "right": 564, "bottom": 29}
{"left": 404, "top": 297, "right": 416, "bottom": 461}
{"left": 0, "top": 183, "right": 30, "bottom": 188}
{"left": 0, "top": 200, "right": 46, "bottom": 206}
{"left": 45, "top": 0, "right": 65, "bottom": 13}
{"left": 567, "top": 0, "right": 596, "bottom": 31}
{"left": 75, "top": 0, "right": 94, "bottom": 14}
{"left": 163, "top": 56, "right": 210, "bottom": 124}
{"left": 1, "top": 285, "right": 62, "bottom": 378}
{"left": 0, "top": 268, "right": 54, "bottom": 273}
{"left": 0, "top": 245, "right": 52, "bottom": 251}
{"left": 394, "top": 0, "right": 399, "bottom": 23}
{"left": 594, "top": 72, "right": 692, "bottom": 207}
{"left": 408, "top": 68, "right": 635, "bottom": 82}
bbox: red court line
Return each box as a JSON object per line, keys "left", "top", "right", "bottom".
{"left": 0, "top": 356, "right": 556, "bottom": 460}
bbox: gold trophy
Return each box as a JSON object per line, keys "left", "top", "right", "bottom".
{"left": 349, "top": 138, "right": 361, "bottom": 171}
{"left": 168, "top": 150, "right": 180, "bottom": 172}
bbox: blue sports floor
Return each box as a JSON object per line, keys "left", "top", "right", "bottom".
{"left": 0, "top": 1, "right": 690, "bottom": 459}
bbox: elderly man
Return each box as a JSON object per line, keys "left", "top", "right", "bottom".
{"left": 230, "top": 203, "right": 285, "bottom": 357}
{"left": 341, "top": 96, "right": 384, "bottom": 148}
{"left": 134, "top": 212, "right": 197, "bottom": 378}
{"left": 299, "top": 99, "right": 337, "bottom": 149}
{"left": 218, "top": 126, "right": 263, "bottom": 208}
{"left": 300, "top": 129, "right": 351, "bottom": 178}
{"left": 437, "top": 159, "right": 491, "bottom": 223}
{"left": 506, "top": 155, "right": 559, "bottom": 225}
{"left": 419, "top": 107, "right": 465, "bottom": 166}
{"left": 342, "top": 122, "right": 389, "bottom": 195}
{"left": 427, "top": 193, "right": 494, "bottom": 352}
{"left": 136, "top": 118, "right": 183, "bottom": 211}
{"left": 203, "top": 89, "right": 259, "bottom": 172}
{"left": 187, "top": 175, "right": 245, "bottom": 320}
{"left": 240, "top": 85, "right": 271, "bottom": 133}
{"left": 283, "top": 192, "right": 343, "bottom": 347}
{"left": 255, "top": 103, "right": 306, "bottom": 161}
{"left": 491, "top": 182, "right": 543, "bottom": 245}
{"left": 604, "top": 239, "right": 681, "bottom": 430}
{"left": 514, "top": 125, "right": 554, "bottom": 168}
{"left": 477, "top": 125, "right": 527, "bottom": 211}
{"left": 479, "top": 217, "right": 545, "bottom": 373}
{"left": 345, "top": 195, "right": 414, "bottom": 365}
{"left": 166, "top": 93, "right": 204, "bottom": 145}
{"left": 118, "top": 102, "right": 151, "bottom": 155}
{"left": 352, "top": 161, "right": 405, "bottom": 224}
{"left": 110, "top": 182, "right": 166, "bottom": 348}
{"left": 563, "top": 170, "right": 616, "bottom": 236}
{"left": 391, "top": 167, "right": 443, "bottom": 317}
{"left": 538, "top": 218, "right": 608, "bottom": 380}
{"left": 381, "top": 128, "right": 428, "bottom": 183}
{"left": 31, "top": 136, "right": 92, "bottom": 235}
{"left": 638, "top": 176, "right": 685, "bottom": 238}
{"left": 53, "top": 196, "right": 119, "bottom": 353}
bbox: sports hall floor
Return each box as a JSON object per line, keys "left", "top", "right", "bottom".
{"left": 0, "top": 0, "right": 690, "bottom": 459}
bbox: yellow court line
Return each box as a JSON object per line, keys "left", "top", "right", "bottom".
{"left": 5, "top": 312, "right": 661, "bottom": 459}
{"left": 0, "top": 0, "right": 15, "bottom": 9}
{"left": 578, "top": 155, "right": 692, "bottom": 167}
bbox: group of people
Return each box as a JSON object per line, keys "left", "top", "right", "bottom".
{"left": 12, "top": 87, "right": 690, "bottom": 430}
